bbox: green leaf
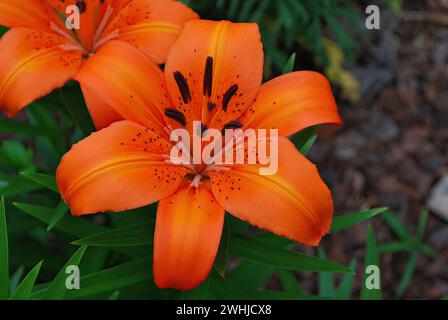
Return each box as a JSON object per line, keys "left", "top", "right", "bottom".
{"left": 282, "top": 52, "right": 296, "bottom": 73}
{"left": 64, "top": 258, "right": 152, "bottom": 299}
{"left": 278, "top": 269, "right": 302, "bottom": 295}
{"left": 382, "top": 211, "right": 411, "bottom": 239}
{"left": 13, "top": 202, "right": 147, "bottom": 258}
{"left": 180, "top": 277, "right": 210, "bottom": 300}
{"left": 9, "top": 261, "right": 43, "bottom": 300}
{"left": 0, "top": 197, "right": 9, "bottom": 299}
{"left": 58, "top": 86, "right": 95, "bottom": 136}
{"left": 395, "top": 252, "right": 417, "bottom": 299}
{"left": 72, "top": 222, "right": 154, "bottom": 247}
{"left": 227, "top": 261, "right": 274, "bottom": 292}
{"left": 108, "top": 290, "right": 120, "bottom": 300}
{"left": 417, "top": 209, "right": 429, "bottom": 240}
{"left": 360, "top": 225, "right": 382, "bottom": 300}
{"left": 291, "top": 126, "right": 317, "bottom": 156}
{"left": 330, "top": 207, "right": 388, "bottom": 233}
{"left": 210, "top": 270, "right": 247, "bottom": 300}
{"left": 317, "top": 248, "right": 336, "bottom": 297}
{"left": 335, "top": 259, "right": 357, "bottom": 299}
{"left": 214, "top": 215, "right": 229, "bottom": 277}
{"left": 9, "top": 266, "right": 25, "bottom": 292}
{"left": 230, "top": 234, "right": 353, "bottom": 274}
{"left": 20, "top": 172, "right": 58, "bottom": 192}
{"left": 47, "top": 202, "right": 69, "bottom": 232}
{"left": 41, "top": 246, "right": 87, "bottom": 300}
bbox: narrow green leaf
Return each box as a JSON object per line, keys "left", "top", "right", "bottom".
{"left": 214, "top": 215, "right": 229, "bottom": 277}
{"left": 360, "top": 225, "right": 382, "bottom": 300}
{"left": 13, "top": 202, "right": 147, "bottom": 258}
{"left": 230, "top": 234, "right": 353, "bottom": 274}
{"left": 64, "top": 258, "right": 151, "bottom": 299}
{"left": 335, "top": 260, "right": 357, "bottom": 300}
{"left": 318, "top": 248, "right": 336, "bottom": 297}
{"left": 72, "top": 222, "right": 153, "bottom": 247}
{"left": 278, "top": 270, "right": 303, "bottom": 295}
{"left": 282, "top": 52, "right": 296, "bottom": 73}
{"left": 108, "top": 291, "right": 120, "bottom": 300}
{"left": 417, "top": 209, "right": 429, "bottom": 240}
{"left": 291, "top": 126, "right": 317, "bottom": 155}
{"left": 47, "top": 202, "right": 69, "bottom": 231}
{"left": 330, "top": 207, "right": 388, "bottom": 233}
{"left": 9, "top": 261, "right": 43, "bottom": 300}
{"left": 0, "top": 197, "right": 9, "bottom": 299}
{"left": 9, "top": 266, "right": 25, "bottom": 292}
{"left": 210, "top": 270, "right": 247, "bottom": 300}
{"left": 299, "top": 134, "right": 317, "bottom": 155}
{"left": 20, "top": 172, "right": 58, "bottom": 192}
{"left": 382, "top": 211, "right": 411, "bottom": 239}
{"left": 41, "top": 246, "right": 87, "bottom": 300}
{"left": 395, "top": 252, "right": 417, "bottom": 299}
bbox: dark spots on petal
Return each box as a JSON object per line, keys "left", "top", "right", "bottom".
{"left": 222, "top": 84, "right": 238, "bottom": 111}
{"left": 173, "top": 71, "right": 191, "bottom": 104}
{"left": 164, "top": 108, "right": 186, "bottom": 126}
{"left": 203, "top": 56, "right": 213, "bottom": 97}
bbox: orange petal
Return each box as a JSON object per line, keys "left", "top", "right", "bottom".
{"left": 209, "top": 137, "right": 333, "bottom": 246}
{"left": 164, "top": 20, "right": 263, "bottom": 132}
{"left": 103, "top": 0, "right": 198, "bottom": 64}
{"left": 241, "top": 71, "right": 342, "bottom": 137}
{"left": 153, "top": 183, "right": 224, "bottom": 290}
{"left": 0, "top": 28, "right": 82, "bottom": 117}
{"left": 56, "top": 120, "right": 186, "bottom": 216}
{"left": 0, "top": 0, "right": 53, "bottom": 30}
{"left": 80, "top": 84, "right": 123, "bottom": 130}
{"left": 75, "top": 40, "right": 170, "bottom": 133}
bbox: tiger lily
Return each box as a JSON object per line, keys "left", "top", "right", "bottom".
{"left": 56, "top": 20, "right": 342, "bottom": 290}
{"left": 0, "top": 0, "right": 198, "bottom": 128}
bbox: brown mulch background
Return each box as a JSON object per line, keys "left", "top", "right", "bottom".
{"left": 302, "top": 0, "right": 448, "bottom": 299}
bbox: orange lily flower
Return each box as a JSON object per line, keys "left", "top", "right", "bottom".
{"left": 0, "top": 0, "right": 198, "bottom": 128}
{"left": 56, "top": 20, "right": 342, "bottom": 290}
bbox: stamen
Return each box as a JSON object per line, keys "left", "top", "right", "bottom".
{"left": 173, "top": 71, "right": 191, "bottom": 104}
{"left": 203, "top": 56, "right": 213, "bottom": 97}
{"left": 202, "top": 164, "right": 231, "bottom": 175}
{"left": 93, "top": 5, "right": 114, "bottom": 44}
{"left": 164, "top": 108, "right": 186, "bottom": 126}
{"left": 76, "top": 0, "right": 87, "bottom": 13}
{"left": 222, "top": 84, "right": 238, "bottom": 111}
{"left": 189, "top": 174, "right": 202, "bottom": 188}
{"left": 50, "top": 22, "right": 77, "bottom": 43}
{"left": 92, "top": 29, "right": 119, "bottom": 52}
{"left": 59, "top": 43, "right": 87, "bottom": 54}
{"left": 207, "top": 102, "right": 216, "bottom": 112}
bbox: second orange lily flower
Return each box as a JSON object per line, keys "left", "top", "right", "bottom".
{"left": 0, "top": 0, "right": 198, "bottom": 128}
{"left": 56, "top": 20, "right": 342, "bottom": 290}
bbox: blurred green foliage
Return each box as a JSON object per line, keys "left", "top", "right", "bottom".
{"left": 182, "top": 0, "right": 362, "bottom": 76}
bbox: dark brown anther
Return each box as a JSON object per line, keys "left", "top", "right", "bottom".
{"left": 221, "top": 120, "right": 243, "bottom": 135}
{"left": 173, "top": 71, "right": 191, "bottom": 104}
{"left": 203, "top": 56, "right": 213, "bottom": 97}
{"left": 207, "top": 102, "right": 217, "bottom": 112}
{"left": 76, "top": 0, "right": 87, "bottom": 13}
{"left": 222, "top": 84, "right": 238, "bottom": 111}
{"left": 164, "top": 108, "right": 186, "bottom": 126}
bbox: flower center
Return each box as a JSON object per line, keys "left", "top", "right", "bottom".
{"left": 54, "top": 4, "right": 118, "bottom": 57}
